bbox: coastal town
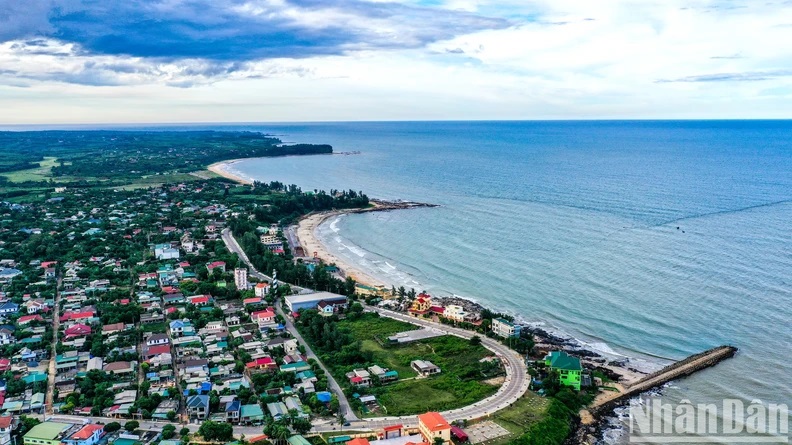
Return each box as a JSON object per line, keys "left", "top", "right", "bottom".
{"left": 0, "top": 133, "right": 738, "bottom": 445}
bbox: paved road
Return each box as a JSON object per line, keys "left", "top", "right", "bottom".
{"left": 45, "top": 275, "right": 62, "bottom": 414}
{"left": 221, "top": 228, "right": 305, "bottom": 292}
{"left": 342, "top": 307, "right": 530, "bottom": 429}
{"left": 35, "top": 414, "right": 265, "bottom": 437}
{"left": 221, "top": 228, "right": 530, "bottom": 430}
{"left": 221, "top": 228, "right": 356, "bottom": 421}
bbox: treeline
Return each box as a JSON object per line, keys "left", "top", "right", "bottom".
{"left": 231, "top": 220, "right": 356, "bottom": 295}
{"left": 295, "top": 307, "right": 372, "bottom": 368}
{"left": 242, "top": 181, "right": 369, "bottom": 224}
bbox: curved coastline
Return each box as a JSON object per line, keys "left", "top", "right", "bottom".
{"left": 208, "top": 159, "right": 253, "bottom": 184}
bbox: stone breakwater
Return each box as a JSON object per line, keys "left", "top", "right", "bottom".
{"left": 570, "top": 345, "right": 739, "bottom": 444}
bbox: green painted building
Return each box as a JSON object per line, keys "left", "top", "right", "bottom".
{"left": 24, "top": 422, "right": 72, "bottom": 445}
{"left": 544, "top": 351, "right": 582, "bottom": 391}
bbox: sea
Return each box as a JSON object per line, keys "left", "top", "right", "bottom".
{"left": 17, "top": 120, "right": 791, "bottom": 442}
{"left": 225, "top": 121, "right": 792, "bottom": 443}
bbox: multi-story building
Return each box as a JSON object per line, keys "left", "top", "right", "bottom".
{"left": 234, "top": 268, "right": 249, "bottom": 290}
{"left": 492, "top": 317, "right": 521, "bottom": 338}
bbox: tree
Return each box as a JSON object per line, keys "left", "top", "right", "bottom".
{"left": 198, "top": 421, "right": 233, "bottom": 441}
{"left": 433, "top": 438, "right": 445, "bottom": 445}
{"left": 167, "top": 410, "right": 177, "bottom": 421}
{"left": 292, "top": 418, "right": 312, "bottom": 435}
{"left": 469, "top": 335, "right": 482, "bottom": 346}
{"left": 124, "top": 420, "right": 140, "bottom": 432}
{"left": 104, "top": 422, "right": 121, "bottom": 433}
{"left": 162, "top": 424, "right": 176, "bottom": 440}
{"left": 180, "top": 427, "right": 191, "bottom": 437}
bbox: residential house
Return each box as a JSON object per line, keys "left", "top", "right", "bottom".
{"left": 266, "top": 402, "right": 288, "bottom": 420}
{"left": 367, "top": 365, "right": 399, "bottom": 383}
{"left": 24, "top": 300, "right": 47, "bottom": 314}
{"left": 409, "top": 293, "right": 432, "bottom": 316}
{"left": 411, "top": 360, "right": 441, "bottom": 376}
{"left": 240, "top": 404, "right": 265, "bottom": 424}
{"left": 0, "top": 415, "right": 14, "bottom": 445}
{"left": 102, "top": 322, "right": 126, "bottom": 336}
{"left": 246, "top": 357, "right": 277, "bottom": 372}
{"left": 0, "top": 302, "right": 18, "bottom": 316}
{"left": 346, "top": 369, "right": 372, "bottom": 387}
{"left": 64, "top": 323, "right": 91, "bottom": 339}
{"left": 0, "top": 328, "right": 14, "bottom": 345}
{"left": 146, "top": 333, "right": 170, "bottom": 347}
{"left": 206, "top": 261, "right": 226, "bottom": 274}
{"left": 254, "top": 282, "right": 269, "bottom": 298}
{"left": 224, "top": 399, "right": 241, "bottom": 423}
{"left": 492, "top": 318, "right": 521, "bottom": 338}
{"left": 103, "top": 361, "right": 136, "bottom": 376}
{"left": 251, "top": 308, "right": 277, "bottom": 328}
{"left": 18, "top": 315, "right": 43, "bottom": 325}
{"left": 317, "top": 299, "right": 345, "bottom": 315}
{"left": 186, "top": 395, "right": 210, "bottom": 420}
{"left": 62, "top": 424, "right": 104, "bottom": 445}
{"left": 154, "top": 244, "right": 180, "bottom": 260}
{"left": 544, "top": 351, "right": 582, "bottom": 391}
{"left": 143, "top": 344, "right": 171, "bottom": 361}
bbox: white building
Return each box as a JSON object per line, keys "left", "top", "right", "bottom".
{"left": 442, "top": 305, "right": 467, "bottom": 323}
{"left": 492, "top": 318, "right": 521, "bottom": 338}
{"left": 254, "top": 282, "right": 269, "bottom": 298}
{"left": 234, "top": 268, "right": 249, "bottom": 290}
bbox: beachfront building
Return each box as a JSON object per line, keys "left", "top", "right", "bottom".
{"left": 544, "top": 351, "right": 582, "bottom": 391}
{"left": 417, "top": 412, "right": 452, "bottom": 445}
{"left": 492, "top": 318, "right": 521, "bottom": 338}
{"left": 409, "top": 293, "right": 432, "bottom": 316}
{"left": 442, "top": 305, "right": 467, "bottom": 323}
{"left": 285, "top": 292, "right": 348, "bottom": 312}
{"left": 234, "top": 268, "right": 249, "bottom": 290}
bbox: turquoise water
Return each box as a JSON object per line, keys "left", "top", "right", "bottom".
{"left": 225, "top": 121, "right": 792, "bottom": 441}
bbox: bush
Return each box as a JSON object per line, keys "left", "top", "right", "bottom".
{"left": 124, "top": 420, "right": 140, "bottom": 432}
{"left": 104, "top": 422, "right": 121, "bottom": 433}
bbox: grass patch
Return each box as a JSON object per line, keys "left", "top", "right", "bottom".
{"left": 337, "top": 314, "right": 416, "bottom": 342}
{"left": 490, "top": 391, "right": 549, "bottom": 437}
{"left": 142, "top": 322, "right": 167, "bottom": 334}
{"left": 1, "top": 157, "right": 63, "bottom": 183}
{"left": 113, "top": 173, "right": 202, "bottom": 190}
{"left": 337, "top": 314, "right": 499, "bottom": 417}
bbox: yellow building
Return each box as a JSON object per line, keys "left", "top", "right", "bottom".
{"left": 409, "top": 293, "right": 432, "bottom": 316}
{"left": 417, "top": 412, "right": 451, "bottom": 445}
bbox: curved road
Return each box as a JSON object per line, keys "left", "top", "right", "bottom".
{"left": 222, "top": 228, "right": 530, "bottom": 430}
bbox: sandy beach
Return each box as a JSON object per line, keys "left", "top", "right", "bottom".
{"left": 208, "top": 159, "right": 253, "bottom": 185}
{"left": 296, "top": 211, "right": 388, "bottom": 288}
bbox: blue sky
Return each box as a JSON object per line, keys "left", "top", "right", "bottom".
{"left": 0, "top": 0, "right": 791, "bottom": 123}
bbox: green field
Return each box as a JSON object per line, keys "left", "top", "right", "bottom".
{"left": 1, "top": 157, "right": 62, "bottom": 182}
{"left": 488, "top": 391, "right": 550, "bottom": 444}
{"left": 336, "top": 314, "right": 500, "bottom": 416}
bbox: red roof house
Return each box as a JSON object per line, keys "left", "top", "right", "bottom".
{"left": 65, "top": 323, "right": 92, "bottom": 339}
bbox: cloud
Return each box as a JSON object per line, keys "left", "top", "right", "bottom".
{"left": 0, "top": 0, "right": 509, "bottom": 61}
{"left": 656, "top": 70, "right": 792, "bottom": 83}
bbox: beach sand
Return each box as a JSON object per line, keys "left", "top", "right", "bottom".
{"left": 296, "top": 211, "right": 387, "bottom": 288}
{"left": 208, "top": 160, "right": 253, "bottom": 185}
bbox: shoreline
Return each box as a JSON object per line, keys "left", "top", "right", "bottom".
{"left": 205, "top": 159, "right": 707, "bottom": 440}
{"left": 208, "top": 159, "right": 253, "bottom": 185}
{"left": 295, "top": 200, "right": 438, "bottom": 288}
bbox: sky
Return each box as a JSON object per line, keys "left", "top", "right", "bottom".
{"left": 0, "top": 0, "right": 791, "bottom": 123}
